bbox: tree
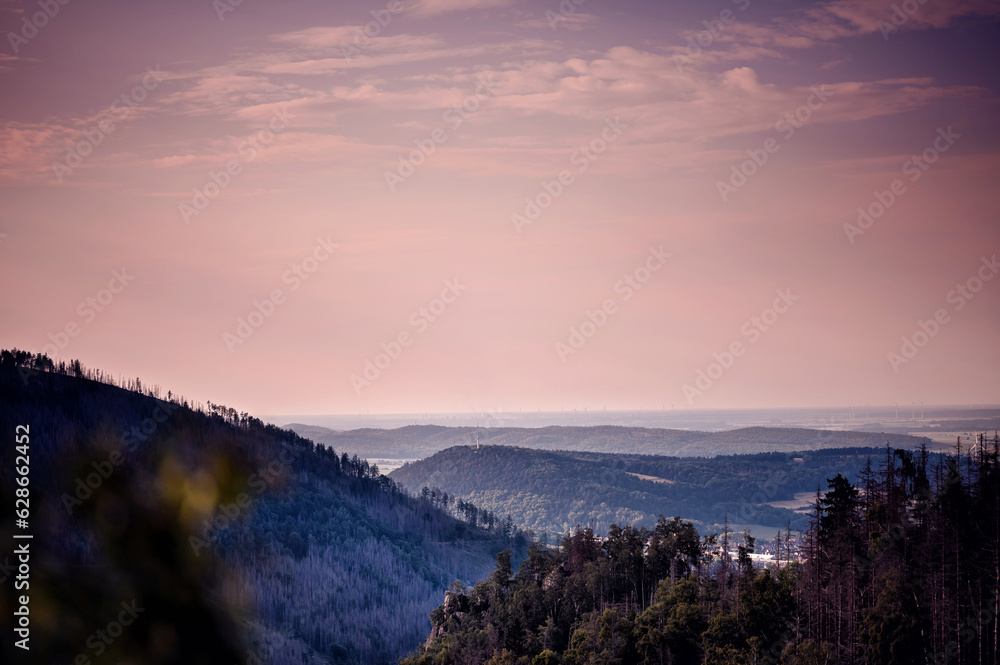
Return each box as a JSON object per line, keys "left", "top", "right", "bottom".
{"left": 492, "top": 549, "right": 514, "bottom": 595}
{"left": 532, "top": 650, "right": 559, "bottom": 665}
{"left": 636, "top": 577, "right": 707, "bottom": 664}
{"left": 858, "top": 572, "right": 925, "bottom": 665}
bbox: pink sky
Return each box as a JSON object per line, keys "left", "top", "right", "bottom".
{"left": 1, "top": 0, "right": 998, "bottom": 415}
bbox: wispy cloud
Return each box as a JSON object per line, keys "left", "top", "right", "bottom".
{"left": 0, "top": 52, "right": 21, "bottom": 72}
{"left": 0, "top": 32, "right": 985, "bottom": 188}
{"left": 516, "top": 13, "right": 599, "bottom": 31}
{"left": 405, "top": 0, "right": 518, "bottom": 18}
{"left": 733, "top": 0, "right": 1000, "bottom": 48}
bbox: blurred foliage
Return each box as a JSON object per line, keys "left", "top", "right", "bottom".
{"left": 0, "top": 350, "right": 524, "bottom": 664}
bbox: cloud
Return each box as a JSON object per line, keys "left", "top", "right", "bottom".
{"left": 737, "top": 0, "right": 1000, "bottom": 47}
{"left": 147, "top": 132, "right": 384, "bottom": 171}
{"left": 157, "top": 69, "right": 307, "bottom": 117}
{"left": 661, "top": 0, "right": 1000, "bottom": 68}
{"left": 721, "top": 66, "right": 760, "bottom": 92}
{"left": 1, "top": 6, "right": 991, "bottom": 191}
{"left": 0, "top": 122, "right": 75, "bottom": 182}
{"left": 405, "top": 0, "right": 518, "bottom": 17}
{"left": 516, "top": 13, "right": 599, "bottom": 31}
{"left": 0, "top": 52, "right": 21, "bottom": 72}
{"left": 270, "top": 28, "right": 445, "bottom": 55}
{"left": 393, "top": 119, "right": 433, "bottom": 131}
{"left": 471, "top": 47, "right": 978, "bottom": 155}
{"left": 257, "top": 45, "right": 489, "bottom": 75}
{"left": 269, "top": 26, "right": 360, "bottom": 50}
{"left": 0, "top": 102, "right": 158, "bottom": 184}
{"left": 819, "top": 0, "right": 1000, "bottom": 34}
{"left": 151, "top": 35, "right": 552, "bottom": 122}
{"left": 0, "top": 36, "right": 982, "bottom": 188}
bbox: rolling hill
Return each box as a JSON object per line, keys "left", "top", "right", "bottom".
{"left": 388, "top": 444, "right": 900, "bottom": 537}
{"left": 288, "top": 422, "right": 932, "bottom": 461}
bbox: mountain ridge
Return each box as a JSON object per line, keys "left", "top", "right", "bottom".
{"left": 287, "top": 422, "right": 933, "bottom": 460}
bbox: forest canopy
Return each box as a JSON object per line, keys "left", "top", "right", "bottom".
{"left": 405, "top": 440, "right": 1000, "bottom": 665}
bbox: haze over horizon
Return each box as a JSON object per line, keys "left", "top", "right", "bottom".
{"left": 2, "top": 0, "right": 999, "bottom": 415}
{"left": 267, "top": 402, "right": 999, "bottom": 432}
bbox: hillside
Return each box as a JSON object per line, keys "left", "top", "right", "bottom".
{"left": 403, "top": 435, "right": 1000, "bottom": 665}
{"left": 389, "top": 445, "right": 896, "bottom": 536}
{"left": 0, "top": 351, "right": 523, "bottom": 665}
{"left": 288, "top": 423, "right": 932, "bottom": 460}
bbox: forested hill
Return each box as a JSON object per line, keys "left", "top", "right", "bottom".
{"left": 405, "top": 436, "right": 1000, "bottom": 665}
{"left": 0, "top": 350, "right": 524, "bottom": 665}
{"left": 389, "top": 445, "right": 892, "bottom": 536}
{"left": 288, "top": 422, "right": 931, "bottom": 460}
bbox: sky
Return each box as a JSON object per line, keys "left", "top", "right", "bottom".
{"left": 1, "top": 0, "right": 999, "bottom": 416}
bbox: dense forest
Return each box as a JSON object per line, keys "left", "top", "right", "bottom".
{"left": 389, "top": 445, "right": 884, "bottom": 536}
{"left": 289, "top": 423, "right": 932, "bottom": 460}
{"left": 0, "top": 349, "right": 525, "bottom": 664}
{"left": 405, "top": 439, "right": 1000, "bottom": 665}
